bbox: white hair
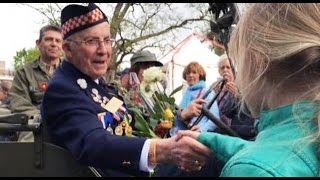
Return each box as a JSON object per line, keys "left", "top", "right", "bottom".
{"left": 218, "top": 53, "right": 229, "bottom": 67}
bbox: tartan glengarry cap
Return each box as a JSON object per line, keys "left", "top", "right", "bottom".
{"left": 130, "top": 50, "right": 163, "bottom": 67}
{"left": 61, "top": 3, "right": 108, "bottom": 39}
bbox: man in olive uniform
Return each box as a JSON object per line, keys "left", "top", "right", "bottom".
{"left": 9, "top": 24, "right": 63, "bottom": 142}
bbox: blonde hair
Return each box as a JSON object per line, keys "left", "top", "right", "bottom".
{"left": 228, "top": 3, "right": 320, "bottom": 160}
{"left": 229, "top": 3, "right": 320, "bottom": 116}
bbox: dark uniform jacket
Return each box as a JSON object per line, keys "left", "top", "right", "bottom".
{"left": 41, "top": 60, "right": 147, "bottom": 176}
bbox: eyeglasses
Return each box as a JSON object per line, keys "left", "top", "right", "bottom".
{"left": 67, "top": 38, "right": 115, "bottom": 47}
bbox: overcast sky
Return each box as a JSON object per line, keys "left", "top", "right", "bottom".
{"left": 0, "top": 3, "right": 46, "bottom": 70}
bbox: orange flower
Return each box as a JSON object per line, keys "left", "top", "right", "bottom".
{"left": 39, "top": 82, "right": 48, "bottom": 91}
{"left": 154, "top": 120, "right": 173, "bottom": 138}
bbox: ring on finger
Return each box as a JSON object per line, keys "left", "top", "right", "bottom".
{"left": 197, "top": 165, "right": 202, "bottom": 171}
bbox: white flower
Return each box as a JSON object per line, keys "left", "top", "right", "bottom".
{"left": 143, "top": 67, "right": 163, "bottom": 83}
{"left": 77, "top": 78, "right": 87, "bottom": 89}
{"left": 139, "top": 81, "right": 155, "bottom": 98}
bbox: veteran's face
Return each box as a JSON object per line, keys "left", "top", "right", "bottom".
{"left": 64, "top": 22, "right": 112, "bottom": 80}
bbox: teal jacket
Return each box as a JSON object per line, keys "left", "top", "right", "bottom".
{"left": 198, "top": 101, "right": 319, "bottom": 177}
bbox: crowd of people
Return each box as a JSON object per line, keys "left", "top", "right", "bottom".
{"left": 0, "top": 3, "right": 319, "bottom": 177}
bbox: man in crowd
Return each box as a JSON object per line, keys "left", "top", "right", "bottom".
{"left": 9, "top": 24, "right": 63, "bottom": 142}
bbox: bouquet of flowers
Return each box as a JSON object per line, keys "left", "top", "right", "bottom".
{"left": 127, "top": 67, "right": 182, "bottom": 138}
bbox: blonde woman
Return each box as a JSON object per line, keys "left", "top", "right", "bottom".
{"left": 176, "top": 3, "right": 320, "bottom": 176}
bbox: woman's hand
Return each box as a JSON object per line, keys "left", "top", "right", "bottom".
{"left": 180, "top": 98, "right": 207, "bottom": 121}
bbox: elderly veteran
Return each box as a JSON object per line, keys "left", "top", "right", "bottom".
{"left": 41, "top": 3, "right": 212, "bottom": 177}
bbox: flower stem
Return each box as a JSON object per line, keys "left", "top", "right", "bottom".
{"left": 152, "top": 93, "right": 165, "bottom": 113}
{"left": 155, "top": 82, "right": 166, "bottom": 108}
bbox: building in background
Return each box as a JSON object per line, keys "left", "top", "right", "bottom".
{"left": 159, "top": 32, "right": 222, "bottom": 104}
{"left": 0, "top": 60, "right": 14, "bottom": 81}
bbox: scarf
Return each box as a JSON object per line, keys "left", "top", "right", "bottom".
{"left": 179, "top": 80, "right": 206, "bottom": 109}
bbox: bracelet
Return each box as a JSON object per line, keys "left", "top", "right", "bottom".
{"left": 148, "top": 140, "right": 157, "bottom": 165}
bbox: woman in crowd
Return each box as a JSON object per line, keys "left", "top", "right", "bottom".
{"left": 171, "top": 61, "right": 220, "bottom": 134}
{"left": 156, "top": 62, "right": 222, "bottom": 177}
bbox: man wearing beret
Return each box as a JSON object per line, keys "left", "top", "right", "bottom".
{"left": 41, "top": 3, "right": 212, "bottom": 176}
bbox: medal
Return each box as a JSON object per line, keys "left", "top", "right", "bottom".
{"left": 39, "top": 82, "right": 48, "bottom": 91}
{"left": 121, "top": 119, "right": 132, "bottom": 136}
{"left": 106, "top": 124, "right": 114, "bottom": 134}
{"left": 125, "top": 126, "right": 133, "bottom": 136}
{"left": 96, "top": 94, "right": 102, "bottom": 103}
{"left": 91, "top": 88, "right": 103, "bottom": 103}
{"left": 92, "top": 88, "right": 98, "bottom": 95}
{"left": 103, "top": 96, "right": 109, "bottom": 104}
{"left": 115, "top": 125, "right": 123, "bottom": 136}
{"left": 121, "top": 121, "right": 127, "bottom": 128}
{"left": 101, "top": 103, "right": 106, "bottom": 109}
{"left": 92, "top": 95, "right": 100, "bottom": 103}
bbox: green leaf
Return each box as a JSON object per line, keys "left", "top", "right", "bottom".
{"left": 149, "top": 117, "right": 159, "bottom": 130}
{"left": 129, "top": 107, "right": 158, "bottom": 138}
{"left": 169, "top": 85, "right": 183, "bottom": 97}
{"left": 13, "top": 47, "right": 40, "bottom": 70}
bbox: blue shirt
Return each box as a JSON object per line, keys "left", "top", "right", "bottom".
{"left": 171, "top": 87, "right": 220, "bottom": 135}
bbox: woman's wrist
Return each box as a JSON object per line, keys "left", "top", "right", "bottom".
{"left": 178, "top": 109, "right": 190, "bottom": 124}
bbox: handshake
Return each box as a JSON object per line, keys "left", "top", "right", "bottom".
{"left": 149, "top": 130, "right": 212, "bottom": 172}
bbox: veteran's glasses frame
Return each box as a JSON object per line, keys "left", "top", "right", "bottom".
{"left": 66, "top": 38, "right": 115, "bottom": 48}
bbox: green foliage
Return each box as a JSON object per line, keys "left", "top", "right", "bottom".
{"left": 131, "top": 81, "right": 183, "bottom": 138}
{"left": 169, "top": 84, "right": 183, "bottom": 97}
{"left": 13, "top": 47, "right": 40, "bottom": 70}
{"left": 213, "top": 46, "right": 225, "bottom": 56}
{"left": 129, "top": 106, "right": 158, "bottom": 138}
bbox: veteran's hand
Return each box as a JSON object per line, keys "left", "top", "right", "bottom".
{"left": 152, "top": 136, "right": 177, "bottom": 165}
{"left": 172, "top": 131, "right": 213, "bottom": 172}
{"left": 181, "top": 98, "right": 207, "bottom": 121}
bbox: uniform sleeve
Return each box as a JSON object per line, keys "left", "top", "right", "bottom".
{"left": 9, "top": 69, "right": 39, "bottom": 115}
{"left": 197, "top": 132, "right": 248, "bottom": 163}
